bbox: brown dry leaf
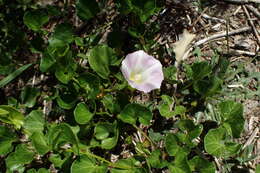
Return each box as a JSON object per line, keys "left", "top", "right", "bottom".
{"left": 173, "top": 29, "right": 196, "bottom": 62}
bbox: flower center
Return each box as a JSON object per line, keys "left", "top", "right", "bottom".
{"left": 129, "top": 72, "right": 143, "bottom": 83}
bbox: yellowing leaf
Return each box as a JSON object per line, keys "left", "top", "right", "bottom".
{"left": 173, "top": 30, "right": 195, "bottom": 62}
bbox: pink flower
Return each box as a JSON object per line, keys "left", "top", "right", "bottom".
{"left": 121, "top": 50, "right": 164, "bottom": 93}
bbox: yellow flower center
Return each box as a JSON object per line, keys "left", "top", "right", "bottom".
{"left": 129, "top": 72, "right": 143, "bottom": 83}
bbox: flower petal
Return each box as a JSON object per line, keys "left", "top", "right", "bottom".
{"left": 121, "top": 50, "right": 164, "bottom": 93}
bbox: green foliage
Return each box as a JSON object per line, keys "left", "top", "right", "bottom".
{"left": 87, "top": 44, "right": 117, "bottom": 79}
{"left": 0, "top": 126, "right": 17, "bottom": 155}
{"left": 76, "top": 0, "right": 100, "bottom": 20}
{"left": 118, "top": 103, "right": 152, "bottom": 125}
{"left": 23, "top": 9, "right": 49, "bottom": 31}
{"left": 71, "top": 155, "right": 107, "bottom": 173}
{"left": 204, "top": 126, "right": 241, "bottom": 158}
{"left": 74, "top": 102, "right": 94, "bottom": 124}
{"left": 0, "top": 0, "right": 254, "bottom": 172}
{"left": 0, "top": 105, "right": 24, "bottom": 129}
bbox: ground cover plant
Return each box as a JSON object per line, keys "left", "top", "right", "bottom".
{"left": 0, "top": 0, "right": 259, "bottom": 172}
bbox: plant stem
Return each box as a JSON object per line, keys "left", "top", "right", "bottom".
{"left": 133, "top": 124, "right": 156, "bottom": 149}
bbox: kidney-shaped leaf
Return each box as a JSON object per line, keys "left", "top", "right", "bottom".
{"left": 118, "top": 103, "right": 152, "bottom": 125}
{"left": 24, "top": 9, "right": 49, "bottom": 31}
{"left": 71, "top": 155, "right": 107, "bottom": 173}
{"left": 76, "top": 0, "right": 100, "bottom": 20}
{"left": 0, "top": 105, "right": 24, "bottom": 129}
{"left": 0, "top": 126, "right": 17, "bottom": 155}
{"left": 204, "top": 127, "right": 241, "bottom": 158}
{"left": 88, "top": 44, "right": 117, "bottom": 79}
{"left": 74, "top": 102, "right": 93, "bottom": 124}
{"left": 218, "top": 100, "right": 244, "bottom": 138}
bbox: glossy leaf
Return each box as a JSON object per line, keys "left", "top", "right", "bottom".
{"left": 20, "top": 86, "right": 40, "bottom": 108}
{"left": 188, "top": 156, "right": 216, "bottom": 173}
{"left": 23, "top": 10, "right": 49, "bottom": 31}
{"left": 49, "top": 23, "right": 74, "bottom": 47}
{"left": 23, "top": 110, "right": 45, "bottom": 135}
{"left": 77, "top": 72, "right": 100, "bottom": 99}
{"left": 204, "top": 127, "right": 241, "bottom": 158}
{"left": 6, "top": 144, "right": 34, "bottom": 173}
{"left": 76, "top": 0, "right": 100, "bottom": 20}
{"left": 30, "top": 131, "right": 50, "bottom": 155}
{"left": 118, "top": 103, "right": 152, "bottom": 125}
{"left": 0, "top": 126, "right": 17, "bottom": 155}
{"left": 219, "top": 100, "right": 244, "bottom": 138}
{"left": 74, "top": 102, "right": 93, "bottom": 124}
{"left": 71, "top": 155, "right": 107, "bottom": 173}
{"left": 0, "top": 105, "right": 24, "bottom": 129}
{"left": 87, "top": 44, "right": 117, "bottom": 79}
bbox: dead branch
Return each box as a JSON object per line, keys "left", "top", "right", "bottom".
{"left": 246, "top": 5, "right": 260, "bottom": 18}
{"left": 224, "top": 0, "right": 260, "bottom": 4}
{"left": 194, "top": 27, "right": 252, "bottom": 47}
{"left": 243, "top": 5, "right": 260, "bottom": 46}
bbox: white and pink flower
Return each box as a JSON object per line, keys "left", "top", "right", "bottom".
{"left": 121, "top": 50, "right": 164, "bottom": 93}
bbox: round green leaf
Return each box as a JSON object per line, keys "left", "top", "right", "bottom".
{"left": 23, "top": 110, "right": 45, "bottom": 135}
{"left": 76, "top": 0, "right": 100, "bottom": 20}
{"left": 118, "top": 103, "right": 152, "bottom": 125}
{"left": 188, "top": 156, "right": 216, "bottom": 173}
{"left": 71, "top": 155, "right": 107, "bottom": 173}
{"left": 30, "top": 131, "right": 50, "bottom": 155}
{"left": 88, "top": 44, "right": 117, "bottom": 79}
{"left": 204, "top": 127, "right": 241, "bottom": 158}
{"left": 77, "top": 72, "right": 100, "bottom": 99}
{"left": 6, "top": 144, "right": 34, "bottom": 172}
{"left": 23, "top": 10, "right": 49, "bottom": 31}
{"left": 219, "top": 100, "right": 244, "bottom": 138}
{"left": 74, "top": 102, "right": 93, "bottom": 124}
{"left": 0, "top": 126, "right": 17, "bottom": 155}
{"left": 0, "top": 105, "right": 24, "bottom": 129}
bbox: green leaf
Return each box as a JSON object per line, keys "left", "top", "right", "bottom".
{"left": 190, "top": 61, "right": 212, "bottom": 81}
{"left": 47, "top": 123, "right": 79, "bottom": 152}
{"left": 177, "top": 119, "right": 203, "bottom": 140}
{"left": 49, "top": 23, "right": 74, "bottom": 47}
{"left": 172, "top": 151, "right": 191, "bottom": 173}
{"left": 56, "top": 90, "right": 77, "bottom": 110}
{"left": 118, "top": 103, "right": 152, "bottom": 125}
{"left": 74, "top": 102, "right": 93, "bottom": 124}
{"left": 188, "top": 156, "right": 216, "bottom": 173}
{"left": 163, "top": 66, "right": 177, "bottom": 82}
{"left": 55, "top": 51, "right": 77, "bottom": 84}
{"left": 130, "top": 0, "right": 158, "bottom": 23}
{"left": 0, "top": 105, "right": 24, "bottom": 129}
{"left": 71, "top": 155, "right": 107, "bottom": 173}
{"left": 77, "top": 72, "right": 101, "bottom": 99}
{"left": 165, "top": 134, "right": 181, "bottom": 156}
{"left": 0, "top": 126, "right": 17, "bottom": 155}
{"left": 87, "top": 44, "right": 117, "bottom": 79}
{"left": 218, "top": 100, "right": 244, "bottom": 138}
{"left": 6, "top": 144, "right": 34, "bottom": 173}
{"left": 23, "top": 9, "right": 49, "bottom": 31}
{"left": 20, "top": 86, "right": 40, "bottom": 108}
{"left": 158, "top": 95, "right": 175, "bottom": 118}
{"left": 23, "top": 110, "right": 45, "bottom": 135}
{"left": 49, "top": 153, "right": 69, "bottom": 168}
{"left": 94, "top": 121, "right": 119, "bottom": 149}
{"left": 40, "top": 51, "right": 56, "bottom": 72}
{"left": 0, "top": 64, "right": 32, "bottom": 88}
{"left": 193, "top": 76, "right": 222, "bottom": 96}
{"left": 101, "top": 95, "right": 121, "bottom": 114}
{"left": 30, "top": 131, "right": 50, "bottom": 155}
{"left": 111, "top": 157, "right": 144, "bottom": 173}
{"left": 204, "top": 127, "right": 241, "bottom": 158}
{"left": 147, "top": 149, "right": 167, "bottom": 169}
{"left": 76, "top": 0, "right": 100, "bottom": 20}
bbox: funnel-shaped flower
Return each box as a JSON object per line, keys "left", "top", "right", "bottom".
{"left": 121, "top": 50, "right": 164, "bottom": 93}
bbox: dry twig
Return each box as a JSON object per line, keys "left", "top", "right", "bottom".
{"left": 224, "top": 0, "right": 260, "bottom": 4}
{"left": 246, "top": 5, "right": 260, "bottom": 18}
{"left": 243, "top": 5, "right": 260, "bottom": 46}
{"left": 194, "top": 27, "right": 252, "bottom": 46}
